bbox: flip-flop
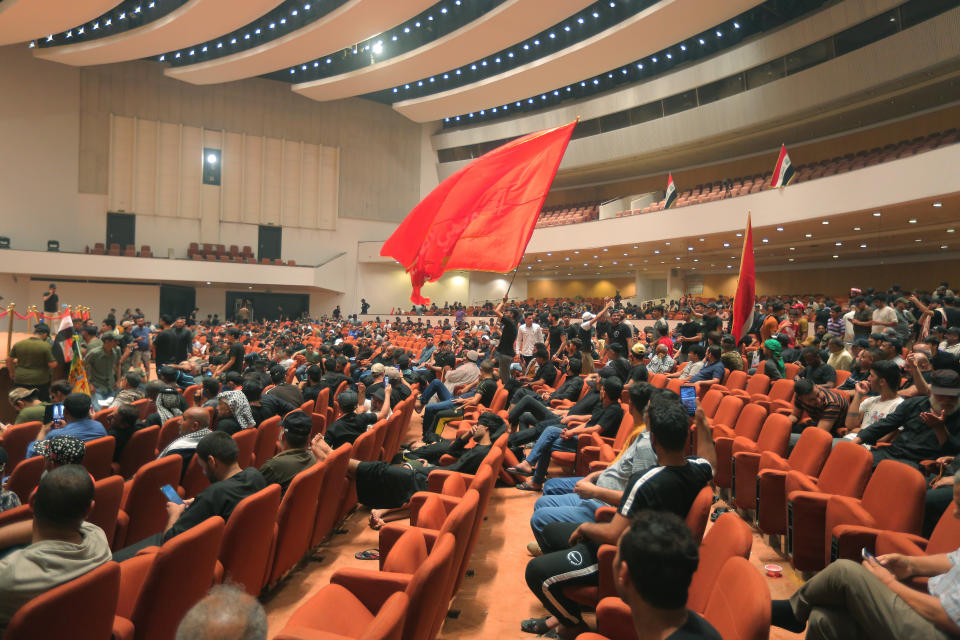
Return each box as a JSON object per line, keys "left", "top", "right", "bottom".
{"left": 354, "top": 548, "right": 380, "bottom": 560}
{"left": 515, "top": 481, "right": 542, "bottom": 492}
{"left": 506, "top": 466, "right": 533, "bottom": 476}
{"left": 520, "top": 617, "right": 551, "bottom": 634}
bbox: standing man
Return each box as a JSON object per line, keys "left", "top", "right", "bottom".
{"left": 493, "top": 297, "right": 519, "bottom": 382}
{"left": 360, "top": 298, "right": 370, "bottom": 315}
{"left": 85, "top": 331, "right": 121, "bottom": 411}
{"left": 606, "top": 307, "right": 634, "bottom": 354}
{"left": 40, "top": 283, "right": 58, "bottom": 323}
{"left": 172, "top": 317, "right": 192, "bottom": 363}
{"left": 546, "top": 311, "right": 565, "bottom": 357}
{"left": 516, "top": 312, "right": 543, "bottom": 367}
{"left": 213, "top": 329, "right": 246, "bottom": 377}
{"left": 673, "top": 308, "right": 703, "bottom": 363}
{"left": 129, "top": 316, "right": 152, "bottom": 377}
{"left": 153, "top": 315, "right": 176, "bottom": 366}
{"left": 7, "top": 323, "right": 56, "bottom": 401}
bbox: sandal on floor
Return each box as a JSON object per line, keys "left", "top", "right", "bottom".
{"left": 354, "top": 548, "right": 380, "bottom": 560}
{"left": 520, "top": 617, "right": 551, "bottom": 635}
{"left": 506, "top": 466, "right": 533, "bottom": 476}
{"left": 515, "top": 481, "right": 542, "bottom": 492}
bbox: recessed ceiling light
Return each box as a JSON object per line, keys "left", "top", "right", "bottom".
{"left": 949, "top": 229, "right": 956, "bottom": 233}
{"left": 633, "top": 245, "right": 639, "bottom": 249}
{"left": 915, "top": 239, "right": 922, "bottom": 242}
{"left": 602, "top": 248, "right": 608, "bottom": 252}
{"left": 853, "top": 226, "right": 861, "bottom": 231}
{"left": 726, "top": 265, "right": 732, "bottom": 268}
{"left": 873, "top": 211, "right": 882, "bottom": 216}
{"left": 762, "top": 238, "right": 769, "bottom": 243}
{"left": 687, "top": 247, "right": 694, "bottom": 251}
{"left": 574, "top": 250, "right": 579, "bottom": 254}
{"left": 942, "top": 245, "right": 949, "bottom": 249}
{"left": 698, "top": 238, "right": 705, "bottom": 242}
{"left": 860, "top": 244, "right": 867, "bottom": 248}
{"left": 736, "top": 232, "right": 742, "bottom": 237}
{"left": 908, "top": 219, "right": 917, "bottom": 224}
{"left": 832, "top": 255, "right": 839, "bottom": 259}
{"left": 565, "top": 257, "right": 570, "bottom": 261}
{"left": 788, "top": 258, "right": 795, "bottom": 262}
{"left": 805, "top": 233, "right": 812, "bottom": 238}
{"left": 665, "top": 242, "right": 671, "bottom": 246}
{"left": 835, "top": 242, "right": 842, "bottom": 246}
{"left": 822, "top": 221, "right": 830, "bottom": 225}
{"left": 546, "top": 252, "right": 551, "bottom": 256}
{"left": 536, "top": 258, "right": 542, "bottom": 262}
{"left": 723, "top": 242, "right": 730, "bottom": 247}
{"left": 933, "top": 202, "right": 943, "bottom": 207}
{"left": 789, "top": 247, "right": 796, "bottom": 250}
{"left": 776, "top": 226, "right": 783, "bottom": 231}
{"left": 654, "top": 250, "right": 660, "bottom": 254}
{"left": 593, "top": 255, "right": 598, "bottom": 258}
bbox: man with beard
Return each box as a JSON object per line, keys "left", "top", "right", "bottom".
{"left": 854, "top": 369, "right": 960, "bottom": 468}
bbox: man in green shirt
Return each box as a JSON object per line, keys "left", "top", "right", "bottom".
{"left": 259, "top": 411, "right": 316, "bottom": 495}
{"left": 8, "top": 324, "right": 56, "bottom": 401}
{"left": 8, "top": 388, "right": 46, "bottom": 425}
{"left": 84, "top": 332, "right": 121, "bottom": 411}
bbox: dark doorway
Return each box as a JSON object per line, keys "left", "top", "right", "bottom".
{"left": 226, "top": 291, "right": 308, "bottom": 322}
{"left": 107, "top": 212, "right": 136, "bottom": 250}
{"left": 258, "top": 225, "right": 281, "bottom": 262}
{"left": 159, "top": 284, "right": 196, "bottom": 320}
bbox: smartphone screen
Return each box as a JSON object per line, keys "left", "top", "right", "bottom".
{"left": 861, "top": 547, "right": 875, "bottom": 562}
{"left": 160, "top": 484, "right": 184, "bottom": 505}
{"left": 680, "top": 386, "right": 697, "bottom": 415}
{"left": 43, "top": 403, "right": 64, "bottom": 424}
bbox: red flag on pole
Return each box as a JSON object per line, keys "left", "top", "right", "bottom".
{"left": 381, "top": 120, "right": 577, "bottom": 304}
{"left": 732, "top": 213, "right": 756, "bottom": 341}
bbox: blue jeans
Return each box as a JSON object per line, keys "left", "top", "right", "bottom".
{"left": 530, "top": 492, "right": 604, "bottom": 547}
{"left": 541, "top": 477, "right": 582, "bottom": 495}
{"left": 91, "top": 387, "right": 115, "bottom": 412}
{"left": 421, "top": 381, "right": 476, "bottom": 439}
{"left": 420, "top": 379, "right": 452, "bottom": 404}
{"left": 524, "top": 426, "right": 577, "bottom": 484}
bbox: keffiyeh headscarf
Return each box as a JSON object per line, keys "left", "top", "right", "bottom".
{"left": 156, "top": 388, "right": 184, "bottom": 424}
{"left": 218, "top": 389, "right": 256, "bottom": 429}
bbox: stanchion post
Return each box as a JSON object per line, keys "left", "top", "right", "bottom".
{"left": 6, "top": 303, "right": 14, "bottom": 359}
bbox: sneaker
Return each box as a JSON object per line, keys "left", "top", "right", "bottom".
{"left": 527, "top": 541, "right": 542, "bottom": 557}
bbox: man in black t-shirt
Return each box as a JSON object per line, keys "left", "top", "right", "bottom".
{"left": 797, "top": 346, "right": 837, "bottom": 388}
{"left": 214, "top": 328, "right": 246, "bottom": 377}
{"left": 523, "top": 392, "right": 717, "bottom": 636}
{"left": 606, "top": 308, "right": 634, "bottom": 353}
{"left": 494, "top": 298, "right": 518, "bottom": 382}
{"left": 546, "top": 312, "right": 565, "bottom": 356}
{"left": 323, "top": 389, "right": 379, "bottom": 448}
{"left": 41, "top": 283, "right": 58, "bottom": 317}
{"left": 113, "top": 431, "right": 266, "bottom": 561}
{"left": 153, "top": 314, "right": 177, "bottom": 365}
{"left": 613, "top": 511, "right": 722, "bottom": 639}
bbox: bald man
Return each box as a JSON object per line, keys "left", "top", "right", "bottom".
{"left": 175, "top": 584, "right": 266, "bottom": 640}
{"left": 159, "top": 407, "right": 212, "bottom": 479}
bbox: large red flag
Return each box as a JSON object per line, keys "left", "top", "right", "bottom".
{"left": 381, "top": 121, "right": 577, "bottom": 304}
{"left": 732, "top": 213, "right": 756, "bottom": 341}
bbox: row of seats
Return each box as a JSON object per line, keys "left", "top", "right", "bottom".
{"left": 604, "top": 127, "right": 960, "bottom": 217}
{"left": 86, "top": 243, "right": 153, "bottom": 257}
{"left": 535, "top": 202, "right": 601, "bottom": 228}
{"left": 187, "top": 242, "right": 254, "bottom": 259}
{"left": 190, "top": 253, "right": 297, "bottom": 266}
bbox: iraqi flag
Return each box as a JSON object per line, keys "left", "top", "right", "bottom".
{"left": 732, "top": 213, "right": 756, "bottom": 341}
{"left": 769, "top": 144, "right": 795, "bottom": 188}
{"left": 664, "top": 173, "right": 678, "bottom": 209}
{"left": 53, "top": 313, "right": 75, "bottom": 365}
{"left": 381, "top": 120, "right": 577, "bottom": 304}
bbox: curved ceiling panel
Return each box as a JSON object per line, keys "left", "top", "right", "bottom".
{"left": 33, "top": 0, "right": 286, "bottom": 66}
{"left": 393, "top": 0, "right": 763, "bottom": 123}
{"left": 164, "top": 0, "right": 437, "bottom": 85}
{"left": 291, "top": 0, "right": 596, "bottom": 103}
{"left": 0, "top": 0, "right": 119, "bottom": 46}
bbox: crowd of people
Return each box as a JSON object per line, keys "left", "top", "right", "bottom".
{"left": 1, "top": 278, "right": 959, "bottom": 639}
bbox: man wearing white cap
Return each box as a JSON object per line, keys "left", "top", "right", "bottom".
{"left": 416, "top": 350, "right": 481, "bottom": 442}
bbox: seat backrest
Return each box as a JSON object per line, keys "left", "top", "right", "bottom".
{"left": 688, "top": 513, "right": 754, "bottom": 613}
{"left": 7, "top": 456, "right": 44, "bottom": 503}
{"left": 432, "top": 490, "right": 480, "bottom": 634}
{"left": 744, "top": 373, "right": 770, "bottom": 396}
{"left": 128, "top": 517, "right": 225, "bottom": 640}
{"left": 89, "top": 475, "right": 124, "bottom": 548}
{"left": 685, "top": 486, "right": 716, "bottom": 544}
{"left": 180, "top": 453, "right": 210, "bottom": 499}
{"left": 359, "top": 591, "right": 408, "bottom": 640}
{"left": 311, "top": 443, "right": 353, "bottom": 547}
{"left": 784, "top": 362, "right": 801, "bottom": 380}
{"left": 269, "top": 461, "right": 327, "bottom": 585}
{"left": 817, "top": 441, "right": 873, "bottom": 497}
{"left": 768, "top": 379, "right": 795, "bottom": 403}
{"left": 702, "top": 557, "right": 771, "bottom": 640}
{"left": 181, "top": 385, "right": 201, "bottom": 408}
{"left": 609, "top": 409, "right": 635, "bottom": 452}
{"left": 221, "top": 484, "right": 282, "bottom": 595}
{"left": 862, "top": 460, "right": 926, "bottom": 533}
{"left": 649, "top": 373, "right": 668, "bottom": 389}
{"left": 117, "top": 425, "right": 160, "bottom": 479}
{"left": 724, "top": 370, "right": 748, "bottom": 390}
{"left": 254, "top": 416, "right": 282, "bottom": 468}
{"left": 82, "top": 436, "right": 116, "bottom": 480}
{"left": 701, "top": 389, "right": 725, "bottom": 418}
{"left": 2, "top": 421, "right": 42, "bottom": 471}
{"left": 120, "top": 455, "right": 181, "bottom": 545}
{"left": 313, "top": 387, "right": 330, "bottom": 416}
{"left": 157, "top": 417, "right": 182, "bottom": 453}
{"left": 731, "top": 404, "right": 767, "bottom": 442}
{"left": 440, "top": 473, "right": 468, "bottom": 498}
{"left": 786, "top": 427, "right": 832, "bottom": 476}
{"left": 352, "top": 425, "right": 380, "bottom": 462}
{"left": 232, "top": 428, "right": 257, "bottom": 468}
{"left": 402, "top": 532, "right": 457, "bottom": 640}
{"left": 382, "top": 527, "right": 430, "bottom": 574}
{"left": 927, "top": 503, "right": 960, "bottom": 555}
{"left": 488, "top": 387, "right": 509, "bottom": 413}
{"left": 714, "top": 396, "right": 745, "bottom": 430}
{"left": 753, "top": 414, "right": 792, "bottom": 458}
{"left": 4, "top": 561, "right": 121, "bottom": 640}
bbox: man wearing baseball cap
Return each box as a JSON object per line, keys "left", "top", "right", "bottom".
{"left": 259, "top": 411, "right": 316, "bottom": 495}
{"left": 6, "top": 387, "right": 45, "bottom": 426}
{"left": 854, "top": 369, "right": 960, "bottom": 468}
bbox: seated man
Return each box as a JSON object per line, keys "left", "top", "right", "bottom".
{"left": 0, "top": 465, "right": 111, "bottom": 633}
{"left": 614, "top": 511, "right": 722, "bottom": 640}
{"left": 6, "top": 387, "right": 46, "bottom": 426}
{"left": 797, "top": 347, "right": 838, "bottom": 388}
{"left": 418, "top": 359, "right": 499, "bottom": 443}
{"left": 854, "top": 369, "right": 960, "bottom": 468}
{"left": 26, "top": 393, "right": 107, "bottom": 458}
{"left": 109, "top": 371, "right": 145, "bottom": 409}
{"left": 826, "top": 337, "right": 854, "bottom": 372}
{"left": 790, "top": 378, "right": 850, "bottom": 436}
{"left": 529, "top": 383, "right": 657, "bottom": 551}
{"left": 417, "top": 350, "right": 481, "bottom": 440}
{"left": 175, "top": 583, "right": 268, "bottom": 640}
{"left": 509, "top": 376, "right": 624, "bottom": 492}
{"left": 839, "top": 347, "right": 878, "bottom": 390}
{"left": 264, "top": 364, "right": 303, "bottom": 408}
{"left": 669, "top": 345, "right": 706, "bottom": 381}
{"left": 259, "top": 411, "right": 316, "bottom": 495}
{"left": 114, "top": 431, "right": 266, "bottom": 561}
{"left": 683, "top": 345, "right": 726, "bottom": 393}
{"left": 159, "top": 407, "right": 213, "bottom": 479}
{"left": 647, "top": 344, "right": 676, "bottom": 375}
{"left": 108, "top": 403, "right": 142, "bottom": 463}
{"left": 0, "top": 447, "right": 20, "bottom": 512}
{"left": 720, "top": 335, "right": 745, "bottom": 372}
{"left": 772, "top": 469, "right": 960, "bottom": 640}
{"left": 841, "top": 360, "right": 903, "bottom": 439}
{"left": 522, "top": 392, "right": 717, "bottom": 637}
{"left": 323, "top": 386, "right": 390, "bottom": 449}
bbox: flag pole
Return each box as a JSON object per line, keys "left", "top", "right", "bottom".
{"left": 504, "top": 266, "right": 521, "bottom": 300}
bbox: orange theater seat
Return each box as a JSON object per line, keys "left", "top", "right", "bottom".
{"left": 711, "top": 402, "right": 764, "bottom": 489}
{"left": 701, "top": 557, "right": 771, "bottom": 640}
{"left": 728, "top": 414, "right": 794, "bottom": 509}
{"left": 114, "top": 455, "right": 181, "bottom": 550}
{"left": 275, "top": 589, "right": 408, "bottom": 640}
{"left": 267, "top": 461, "right": 327, "bottom": 587}
{"left": 88, "top": 475, "right": 124, "bottom": 549}
{"left": 827, "top": 459, "right": 926, "bottom": 565}
{"left": 112, "top": 425, "right": 160, "bottom": 479}
{"left": 876, "top": 503, "right": 960, "bottom": 590}
{"left": 220, "top": 484, "right": 282, "bottom": 596}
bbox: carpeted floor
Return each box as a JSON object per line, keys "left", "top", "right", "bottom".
{"left": 264, "top": 413, "right": 806, "bottom": 639}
